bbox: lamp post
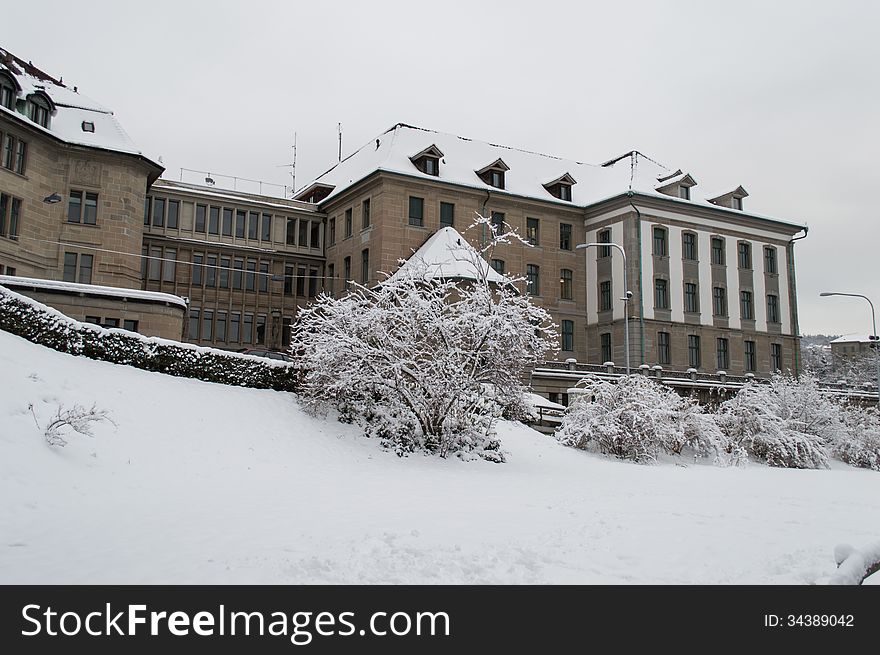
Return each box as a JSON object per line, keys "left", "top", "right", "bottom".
{"left": 819, "top": 291, "right": 879, "bottom": 397}
{"left": 577, "top": 241, "right": 632, "bottom": 374}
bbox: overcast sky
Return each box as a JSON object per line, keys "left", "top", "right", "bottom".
{"left": 5, "top": 0, "right": 878, "bottom": 336}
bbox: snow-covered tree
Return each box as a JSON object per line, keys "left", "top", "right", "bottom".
{"left": 556, "top": 375, "right": 727, "bottom": 464}
{"left": 831, "top": 405, "right": 880, "bottom": 471}
{"left": 290, "top": 216, "right": 558, "bottom": 461}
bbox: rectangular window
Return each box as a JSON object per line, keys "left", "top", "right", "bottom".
{"left": 123, "top": 319, "right": 139, "bottom": 333}
{"left": 282, "top": 317, "right": 292, "bottom": 348}
{"left": 740, "top": 290, "right": 753, "bottom": 320}
{"left": 233, "top": 258, "right": 243, "bottom": 289}
{"left": 296, "top": 265, "right": 306, "bottom": 297}
{"left": 230, "top": 312, "right": 241, "bottom": 343}
{"left": 600, "top": 280, "right": 612, "bottom": 311}
{"left": 328, "top": 217, "right": 336, "bottom": 245}
{"left": 148, "top": 246, "right": 161, "bottom": 281}
{"left": 679, "top": 185, "right": 690, "bottom": 200}
{"left": 526, "top": 264, "right": 539, "bottom": 295}
{"left": 765, "top": 246, "right": 777, "bottom": 274}
{"left": 526, "top": 217, "right": 539, "bottom": 246}
{"left": 259, "top": 262, "right": 269, "bottom": 292}
{"left": 77, "top": 253, "right": 93, "bottom": 284}
{"left": 144, "top": 196, "right": 151, "bottom": 226}
{"left": 654, "top": 278, "right": 669, "bottom": 309}
{"left": 598, "top": 229, "right": 611, "bottom": 258}
{"left": 310, "top": 221, "right": 320, "bottom": 249}
{"left": 601, "top": 333, "right": 612, "bottom": 363}
{"left": 682, "top": 233, "right": 697, "bottom": 260}
{"left": 744, "top": 340, "right": 756, "bottom": 372}
{"left": 82, "top": 192, "right": 98, "bottom": 225}
{"left": 711, "top": 237, "right": 725, "bottom": 265}
{"left": 235, "top": 210, "right": 246, "bottom": 238}
{"left": 166, "top": 200, "right": 179, "bottom": 229}
{"left": 2, "top": 134, "right": 13, "bottom": 169}
{"left": 192, "top": 253, "right": 203, "bottom": 286}
{"left": 716, "top": 338, "right": 730, "bottom": 370}
{"left": 767, "top": 294, "right": 780, "bottom": 323}
{"left": 283, "top": 265, "right": 294, "bottom": 296}
{"left": 560, "top": 223, "right": 572, "bottom": 250}
{"left": 345, "top": 207, "right": 353, "bottom": 236}
{"left": 222, "top": 208, "right": 233, "bottom": 236}
{"left": 440, "top": 202, "right": 454, "bottom": 227}
{"left": 491, "top": 259, "right": 505, "bottom": 274}
{"left": 208, "top": 206, "right": 220, "bottom": 235}
{"left": 658, "top": 332, "right": 670, "bottom": 365}
{"left": 688, "top": 335, "right": 701, "bottom": 368}
{"left": 152, "top": 197, "right": 165, "bottom": 227}
{"left": 256, "top": 315, "right": 267, "bottom": 345}
{"left": 0, "top": 193, "right": 21, "bottom": 239}
{"left": 362, "top": 198, "right": 371, "bottom": 229}
{"left": 195, "top": 204, "right": 207, "bottom": 233}
{"left": 67, "top": 190, "right": 82, "bottom": 223}
{"left": 299, "top": 219, "right": 309, "bottom": 247}
{"left": 327, "top": 264, "right": 335, "bottom": 296}
{"left": 713, "top": 287, "right": 727, "bottom": 317}
{"left": 560, "top": 268, "right": 573, "bottom": 300}
{"left": 653, "top": 227, "right": 667, "bottom": 256}
{"left": 216, "top": 312, "right": 227, "bottom": 343}
{"left": 309, "top": 268, "right": 318, "bottom": 297}
{"left": 343, "top": 257, "right": 351, "bottom": 291}
{"left": 408, "top": 197, "right": 424, "bottom": 227}
{"left": 163, "top": 249, "right": 176, "bottom": 283}
{"left": 246, "top": 260, "right": 256, "bottom": 291}
{"left": 201, "top": 310, "right": 213, "bottom": 341}
{"left": 286, "top": 218, "right": 296, "bottom": 245}
{"left": 261, "top": 213, "right": 272, "bottom": 241}
{"left": 188, "top": 309, "right": 200, "bottom": 340}
{"left": 771, "top": 343, "right": 782, "bottom": 371}
{"left": 733, "top": 196, "right": 743, "bottom": 210}
{"left": 248, "top": 211, "right": 259, "bottom": 240}
{"left": 738, "top": 242, "right": 752, "bottom": 269}
{"left": 14, "top": 139, "right": 26, "bottom": 175}
{"left": 63, "top": 252, "right": 77, "bottom": 282}
{"left": 206, "top": 255, "right": 217, "bottom": 288}
{"left": 561, "top": 320, "right": 574, "bottom": 352}
{"left": 243, "top": 314, "right": 253, "bottom": 344}
{"left": 684, "top": 282, "right": 699, "bottom": 313}
{"left": 491, "top": 211, "right": 505, "bottom": 235}
{"left": 219, "top": 256, "right": 230, "bottom": 289}
{"left": 362, "top": 249, "right": 369, "bottom": 284}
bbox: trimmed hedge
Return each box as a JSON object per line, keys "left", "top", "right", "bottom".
{"left": 0, "top": 285, "right": 299, "bottom": 392}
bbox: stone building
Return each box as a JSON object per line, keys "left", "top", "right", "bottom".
{"left": 295, "top": 123, "right": 807, "bottom": 378}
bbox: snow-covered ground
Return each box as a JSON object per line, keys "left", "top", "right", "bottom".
{"left": 1, "top": 329, "right": 878, "bottom": 584}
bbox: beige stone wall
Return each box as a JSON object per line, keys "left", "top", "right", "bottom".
{"left": 0, "top": 112, "right": 158, "bottom": 288}
{"left": 9, "top": 287, "right": 184, "bottom": 340}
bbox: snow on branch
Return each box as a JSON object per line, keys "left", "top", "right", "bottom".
{"left": 829, "top": 541, "right": 880, "bottom": 585}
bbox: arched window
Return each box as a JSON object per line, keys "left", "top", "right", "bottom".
{"left": 26, "top": 92, "right": 53, "bottom": 128}
{"left": 0, "top": 72, "right": 19, "bottom": 110}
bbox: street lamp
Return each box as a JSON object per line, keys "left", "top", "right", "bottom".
{"left": 819, "top": 291, "right": 879, "bottom": 397}
{"left": 577, "top": 241, "right": 632, "bottom": 374}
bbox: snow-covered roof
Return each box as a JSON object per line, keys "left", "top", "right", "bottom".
{"left": 830, "top": 335, "right": 877, "bottom": 344}
{"left": 0, "top": 275, "right": 187, "bottom": 309}
{"left": 0, "top": 47, "right": 158, "bottom": 166}
{"left": 152, "top": 179, "right": 318, "bottom": 213}
{"left": 388, "top": 226, "right": 508, "bottom": 284}
{"left": 298, "top": 123, "right": 805, "bottom": 231}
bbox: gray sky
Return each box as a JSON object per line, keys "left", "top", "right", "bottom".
{"left": 6, "top": 0, "right": 879, "bottom": 336}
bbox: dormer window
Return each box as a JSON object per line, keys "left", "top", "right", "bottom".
{"left": 25, "top": 92, "right": 54, "bottom": 128}
{"left": 409, "top": 145, "right": 443, "bottom": 177}
{"left": 293, "top": 182, "right": 335, "bottom": 204}
{"left": 543, "top": 173, "right": 577, "bottom": 201}
{"left": 81, "top": 121, "right": 95, "bottom": 133}
{"left": 0, "top": 72, "right": 18, "bottom": 110}
{"left": 656, "top": 170, "right": 697, "bottom": 200}
{"left": 708, "top": 185, "right": 749, "bottom": 210}
{"left": 732, "top": 196, "right": 743, "bottom": 210}
{"left": 476, "top": 158, "right": 509, "bottom": 190}
{"left": 679, "top": 185, "right": 690, "bottom": 200}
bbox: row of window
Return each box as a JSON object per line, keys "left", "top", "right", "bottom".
{"left": 188, "top": 308, "right": 291, "bottom": 347}
{"left": 648, "top": 279, "right": 781, "bottom": 322}
{"left": 1, "top": 131, "right": 27, "bottom": 175}
{"left": 0, "top": 73, "right": 52, "bottom": 128}
{"left": 84, "top": 316, "right": 138, "bottom": 332}
{"left": 651, "top": 227, "right": 779, "bottom": 273}
{"left": 600, "top": 332, "right": 783, "bottom": 372}
{"left": 331, "top": 249, "right": 370, "bottom": 294}
{"left": 328, "top": 199, "right": 371, "bottom": 246}
{"left": 0, "top": 191, "right": 22, "bottom": 239}
{"left": 0, "top": 263, "right": 17, "bottom": 275}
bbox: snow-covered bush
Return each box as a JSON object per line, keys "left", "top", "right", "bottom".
{"left": 831, "top": 406, "right": 880, "bottom": 471}
{"left": 716, "top": 379, "right": 829, "bottom": 469}
{"left": 30, "top": 402, "right": 114, "bottom": 447}
{"left": 0, "top": 285, "right": 298, "bottom": 392}
{"left": 291, "top": 217, "right": 557, "bottom": 462}
{"left": 556, "top": 375, "right": 725, "bottom": 464}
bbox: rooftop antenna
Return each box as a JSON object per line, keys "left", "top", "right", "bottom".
{"left": 337, "top": 122, "right": 342, "bottom": 162}
{"left": 291, "top": 132, "right": 297, "bottom": 196}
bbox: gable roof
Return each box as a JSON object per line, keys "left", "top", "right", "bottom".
{"left": 388, "top": 226, "right": 508, "bottom": 285}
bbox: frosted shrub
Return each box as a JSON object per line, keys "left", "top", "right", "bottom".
{"left": 716, "top": 381, "right": 829, "bottom": 469}
{"left": 832, "top": 406, "right": 880, "bottom": 471}
{"left": 291, "top": 217, "right": 557, "bottom": 462}
{"left": 30, "top": 403, "right": 115, "bottom": 447}
{"left": 556, "top": 375, "right": 724, "bottom": 463}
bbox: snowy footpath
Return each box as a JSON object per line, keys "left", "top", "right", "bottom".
{"left": 1, "top": 330, "right": 878, "bottom": 584}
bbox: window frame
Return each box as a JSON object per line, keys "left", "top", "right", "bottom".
{"left": 407, "top": 197, "right": 423, "bottom": 227}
